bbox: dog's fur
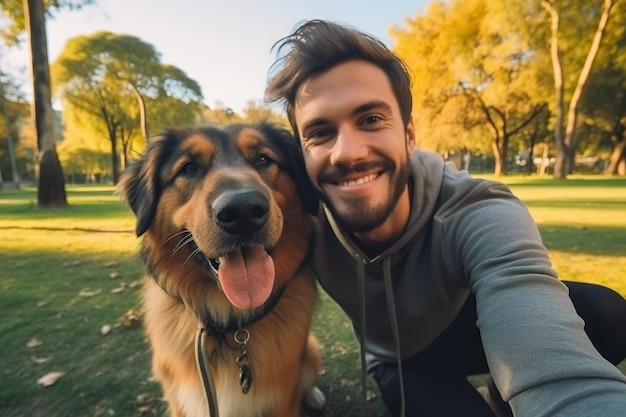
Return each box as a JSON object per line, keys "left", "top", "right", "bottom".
{"left": 118, "top": 123, "right": 325, "bottom": 417}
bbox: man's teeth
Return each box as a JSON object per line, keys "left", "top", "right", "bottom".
{"left": 339, "top": 173, "right": 378, "bottom": 187}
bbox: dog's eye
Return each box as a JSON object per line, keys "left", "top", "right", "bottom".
{"left": 179, "top": 162, "right": 198, "bottom": 176}
{"left": 256, "top": 153, "right": 273, "bottom": 166}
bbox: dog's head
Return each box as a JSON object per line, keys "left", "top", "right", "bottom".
{"left": 118, "top": 123, "right": 318, "bottom": 312}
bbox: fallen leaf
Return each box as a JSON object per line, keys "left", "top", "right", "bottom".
{"left": 79, "top": 288, "right": 101, "bottom": 297}
{"left": 101, "top": 324, "right": 112, "bottom": 335}
{"left": 137, "top": 405, "right": 153, "bottom": 413}
{"left": 26, "top": 338, "right": 42, "bottom": 348}
{"left": 136, "top": 393, "right": 151, "bottom": 403}
{"left": 104, "top": 261, "right": 119, "bottom": 268}
{"left": 109, "top": 271, "right": 120, "bottom": 279}
{"left": 37, "top": 371, "right": 65, "bottom": 387}
{"left": 32, "top": 356, "right": 53, "bottom": 365}
{"left": 110, "top": 287, "right": 125, "bottom": 294}
{"left": 366, "top": 389, "right": 377, "bottom": 402}
{"left": 120, "top": 310, "right": 142, "bottom": 327}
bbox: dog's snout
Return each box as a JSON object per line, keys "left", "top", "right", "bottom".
{"left": 213, "top": 189, "right": 269, "bottom": 235}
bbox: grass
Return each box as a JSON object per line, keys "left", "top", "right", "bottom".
{"left": 1, "top": 176, "right": 625, "bottom": 417}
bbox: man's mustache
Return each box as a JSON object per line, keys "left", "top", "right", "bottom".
{"left": 319, "top": 160, "right": 392, "bottom": 184}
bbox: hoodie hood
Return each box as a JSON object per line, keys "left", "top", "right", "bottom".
{"left": 318, "top": 150, "right": 446, "bottom": 417}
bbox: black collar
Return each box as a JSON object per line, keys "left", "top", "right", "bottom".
{"left": 201, "top": 284, "right": 286, "bottom": 334}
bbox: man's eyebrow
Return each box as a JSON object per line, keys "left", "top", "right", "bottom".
{"left": 351, "top": 100, "right": 393, "bottom": 117}
{"left": 301, "top": 117, "right": 330, "bottom": 134}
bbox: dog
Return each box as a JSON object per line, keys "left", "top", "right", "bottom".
{"left": 118, "top": 123, "right": 326, "bottom": 417}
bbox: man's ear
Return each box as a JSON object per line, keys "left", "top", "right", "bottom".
{"left": 406, "top": 117, "right": 416, "bottom": 153}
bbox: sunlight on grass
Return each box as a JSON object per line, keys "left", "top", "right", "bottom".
{"left": 1, "top": 177, "right": 624, "bottom": 417}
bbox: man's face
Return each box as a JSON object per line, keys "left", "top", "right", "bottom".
{"left": 294, "top": 60, "right": 415, "bottom": 235}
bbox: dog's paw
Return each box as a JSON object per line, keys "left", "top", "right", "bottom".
{"left": 304, "top": 386, "right": 326, "bottom": 410}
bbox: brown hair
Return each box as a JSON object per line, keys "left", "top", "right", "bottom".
{"left": 265, "top": 19, "right": 412, "bottom": 142}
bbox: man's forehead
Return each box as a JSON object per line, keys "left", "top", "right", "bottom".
{"left": 294, "top": 61, "right": 397, "bottom": 122}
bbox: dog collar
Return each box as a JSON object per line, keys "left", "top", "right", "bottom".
{"left": 201, "top": 283, "right": 286, "bottom": 334}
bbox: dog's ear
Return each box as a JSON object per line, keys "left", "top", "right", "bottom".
{"left": 117, "top": 138, "right": 165, "bottom": 237}
{"left": 260, "top": 123, "right": 319, "bottom": 215}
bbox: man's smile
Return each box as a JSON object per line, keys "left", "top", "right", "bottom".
{"left": 337, "top": 172, "right": 380, "bottom": 187}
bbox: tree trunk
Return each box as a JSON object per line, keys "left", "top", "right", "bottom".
{"left": 491, "top": 137, "right": 506, "bottom": 176}
{"left": 561, "top": 0, "right": 615, "bottom": 176}
{"left": 543, "top": 0, "right": 615, "bottom": 179}
{"left": 0, "top": 80, "right": 20, "bottom": 187}
{"left": 541, "top": 1, "right": 567, "bottom": 179}
{"left": 23, "top": 0, "right": 68, "bottom": 208}
{"left": 604, "top": 136, "right": 626, "bottom": 175}
{"left": 109, "top": 127, "right": 121, "bottom": 184}
{"left": 131, "top": 84, "right": 148, "bottom": 144}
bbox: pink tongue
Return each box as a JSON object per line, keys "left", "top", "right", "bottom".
{"left": 217, "top": 245, "right": 275, "bottom": 310}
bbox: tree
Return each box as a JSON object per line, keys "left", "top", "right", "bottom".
{"left": 51, "top": 32, "right": 204, "bottom": 182}
{"left": 540, "top": 0, "right": 617, "bottom": 179}
{"left": 578, "top": 1, "right": 626, "bottom": 175}
{"left": 0, "top": 68, "right": 28, "bottom": 187}
{"left": 392, "top": 0, "right": 548, "bottom": 175}
{"left": 241, "top": 99, "right": 289, "bottom": 127}
{"left": 1, "top": 0, "right": 95, "bottom": 44}
{"left": 201, "top": 102, "right": 242, "bottom": 127}
{"left": 23, "top": 0, "right": 67, "bottom": 206}
{"left": 1, "top": 0, "right": 93, "bottom": 207}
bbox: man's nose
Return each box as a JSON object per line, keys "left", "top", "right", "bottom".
{"left": 329, "top": 126, "right": 368, "bottom": 166}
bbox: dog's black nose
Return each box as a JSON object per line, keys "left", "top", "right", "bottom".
{"left": 212, "top": 189, "right": 269, "bottom": 235}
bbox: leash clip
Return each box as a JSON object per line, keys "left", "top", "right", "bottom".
{"left": 234, "top": 328, "right": 252, "bottom": 394}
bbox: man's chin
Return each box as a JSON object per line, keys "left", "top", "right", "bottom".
{"left": 328, "top": 203, "right": 387, "bottom": 233}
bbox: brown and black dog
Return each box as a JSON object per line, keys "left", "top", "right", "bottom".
{"left": 118, "top": 123, "right": 325, "bottom": 417}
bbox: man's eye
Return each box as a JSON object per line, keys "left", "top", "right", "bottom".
{"left": 308, "top": 129, "right": 333, "bottom": 141}
{"left": 362, "top": 115, "right": 382, "bottom": 125}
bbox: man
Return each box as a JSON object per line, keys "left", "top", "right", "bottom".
{"left": 265, "top": 20, "right": 626, "bottom": 417}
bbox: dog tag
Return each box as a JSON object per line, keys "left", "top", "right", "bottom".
{"left": 234, "top": 329, "right": 252, "bottom": 394}
{"left": 239, "top": 364, "right": 252, "bottom": 394}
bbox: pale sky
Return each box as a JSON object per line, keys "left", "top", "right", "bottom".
{"left": 3, "top": 0, "right": 427, "bottom": 113}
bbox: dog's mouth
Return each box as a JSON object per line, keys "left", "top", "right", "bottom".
{"left": 196, "top": 245, "right": 275, "bottom": 311}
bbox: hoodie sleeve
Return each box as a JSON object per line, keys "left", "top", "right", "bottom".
{"left": 444, "top": 182, "right": 626, "bottom": 417}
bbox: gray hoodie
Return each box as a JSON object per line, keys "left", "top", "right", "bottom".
{"left": 313, "top": 149, "right": 626, "bottom": 417}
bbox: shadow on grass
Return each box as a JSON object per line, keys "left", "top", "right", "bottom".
{"left": 502, "top": 177, "right": 626, "bottom": 188}
{"left": 0, "top": 246, "right": 389, "bottom": 417}
{"left": 537, "top": 224, "right": 626, "bottom": 256}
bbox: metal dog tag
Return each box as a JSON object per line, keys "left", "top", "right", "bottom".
{"left": 239, "top": 364, "right": 252, "bottom": 394}
{"left": 234, "top": 329, "right": 252, "bottom": 394}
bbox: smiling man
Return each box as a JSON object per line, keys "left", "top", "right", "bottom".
{"left": 296, "top": 60, "right": 412, "bottom": 251}
{"left": 266, "top": 19, "right": 626, "bottom": 417}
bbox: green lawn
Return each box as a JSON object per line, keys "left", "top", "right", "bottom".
{"left": 1, "top": 176, "right": 624, "bottom": 417}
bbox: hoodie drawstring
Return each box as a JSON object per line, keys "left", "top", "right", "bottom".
{"left": 356, "top": 255, "right": 406, "bottom": 417}
{"left": 382, "top": 256, "right": 406, "bottom": 417}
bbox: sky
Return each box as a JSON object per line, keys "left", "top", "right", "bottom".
{"left": 4, "top": 0, "right": 428, "bottom": 113}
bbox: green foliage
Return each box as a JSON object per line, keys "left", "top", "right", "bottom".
{"left": 392, "top": 0, "right": 548, "bottom": 175}
{"left": 200, "top": 99, "right": 289, "bottom": 128}
{"left": 0, "top": 0, "right": 95, "bottom": 45}
{"left": 0, "top": 73, "right": 30, "bottom": 182}
{"left": 392, "top": 0, "right": 624, "bottom": 176}
{"left": 51, "top": 31, "right": 204, "bottom": 180}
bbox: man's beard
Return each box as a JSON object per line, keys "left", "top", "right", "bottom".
{"left": 322, "top": 156, "right": 410, "bottom": 233}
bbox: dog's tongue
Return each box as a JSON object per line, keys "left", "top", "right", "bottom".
{"left": 217, "top": 245, "right": 275, "bottom": 310}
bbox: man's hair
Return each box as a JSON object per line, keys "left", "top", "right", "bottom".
{"left": 265, "top": 19, "right": 412, "bottom": 141}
